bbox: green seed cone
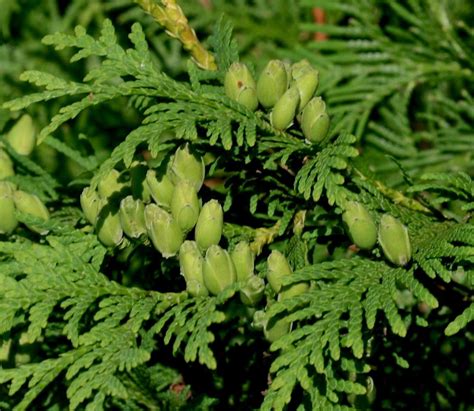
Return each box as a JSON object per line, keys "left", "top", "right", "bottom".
{"left": 293, "top": 68, "right": 319, "bottom": 111}
{"left": 6, "top": 114, "right": 36, "bottom": 156}
{"left": 224, "top": 62, "right": 258, "bottom": 111}
{"left": 144, "top": 203, "right": 183, "bottom": 258}
{"left": 239, "top": 275, "right": 265, "bottom": 306}
{"left": 119, "top": 196, "right": 146, "bottom": 239}
{"left": 13, "top": 190, "right": 49, "bottom": 235}
{"left": 171, "top": 180, "right": 200, "bottom": 233}
{"left": 264, "top": 316, "right": 291, "bottom": 343}
{"left": 179, "top": 240, "right": 204, "bottom": 283}
{"left": 0, "top": 149, "right": 14, "bottom": 179}
{"left": 236, "top": 86, "right": 259, "bottom": 112}
{"left": 203, "top": 245, "right": 237, "bottom": 295}
{"left": 266, "top": 250, "right": 292, "bottom": 293}
{"left": 145, "top": 170, "right": 175, "bottom": 208}
{"left": 130, "top": 162, "right": 151, "bottom": 202}
{"left": 256, "top": 59, "right": 288, "bottom": 109}
{"left": 0, "top": 181, "right": 18, "bottom": 234}
{"left": 231, "top": 241, "right": 255, "bottom": 282}
{"left": 270, "top": 86, "right": 300, "bottom": 130}
{"left": 98, "top": 169, "right": 126, "bottom": 199}
{"left": 0, "top": 181, "right": 16, "bottom": 193}
{"left": 301, "top": 97, "right": 330, "bottom": 144}
{"left": 290, "top": 60, "right": 312, "bottom": 79}
{"left": 80, "top": 187, "right": 104, "bottom": 225}
{"left": 96, "top": 206, "right": 124, "bottom": 247}
{"left": 342, "top": 201, "right": 377, "bottom": 250}
{"left": 179, "top": 240, "right": 208, "bottom": 297}
{"left": 168, "top": 144, "right": 205, "bottom": 192}
{"left": 307, "top": 113, "right": 330, "bottom": 144}
{"left": 378, "top": 214, "right": 412, "bottom": 266}
{"left": 194, "top": 199, "right": 223, "bottom": 251}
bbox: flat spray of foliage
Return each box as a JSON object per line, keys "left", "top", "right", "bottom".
{"left": 0, "top": 0, "right": 473, "bottom": 410}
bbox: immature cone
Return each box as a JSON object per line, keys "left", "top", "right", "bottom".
{"left": 290, "top": 59, "right": 312, "bottom": 78}
{"left": 0, "top": 149, "right": 14, "bottom": 179}
{"left": 266, "top": 250, "right": 292, "bottom": 293}
{"left": 96, "top": 206, "right": 123, "bottom": 247}
{"left": 194, "top": 199, "right": 223, "bottom": 251}
{"left": 239, "top": 275, "right": 265, "bottom": 306}
{"left": 264, "top": 316, "right": 291, "bottom": 343}
{"left": 6, "top": 114, "right": 36, "bottom": 156}
{"left": 0, "top": 182, "right": 18, "bottom": 234}
{"left": 179, "top": 240, "right": 208, "bottom": 297}
{"left": 231, "top": 241, "right": 255, "bottom": 282}
{"left": 203, "top": 245, "right": 237, "bottom": 295}
{"left": 270, "top": 86, "right": 300, "bottom": 130}
{"left": 98, "top": 169, "right": 126, "bottom": 199}
{"left": 256, "top": 60, "right": 288, "bottom": 109}
{"left": 119, "top": 196, "right": 146, "bottom": 239}
{"left": 378, "top": 214, "right": 412, "bottom": 266}
{"left": 168, "top": 144, "right": 205, "bottom": 191}
{"left": 144, "top": 203, "right": 183, "bottom": 258}
{"left": 145, "top": 170, "right": 175, "bottom": 208}
{"left": 301, "top": 97, "right": 330, "bottom": 144}
{"left": 13, "top": 190, "right": 49, "bottom": 235}
{"left": 171, "top": 180, "right": 200, "bottom": 233}
{"left": 224, "top": 62, "right": 258, "bottom": 111}
{"left": 292, "top": 67, "right": 319, "bottom": 111}
{"left": 80, "top": 187, "right": 104, "bottom": 225}
{"left": 342, "top": 201, "right": 377, "bottom": 250}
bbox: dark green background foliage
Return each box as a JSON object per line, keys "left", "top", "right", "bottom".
{"left": 0, "top": 0, "right": 472, "bottom": 410}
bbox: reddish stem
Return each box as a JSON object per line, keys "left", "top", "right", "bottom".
{"left": 312, "top": 7, "right": 328, "bottom": 41}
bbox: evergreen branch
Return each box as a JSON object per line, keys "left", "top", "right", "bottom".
{"left": 289, "top": 0, "right": 474, "bottom": 147}
{"left": 0, "top": 228, "right": 209, "bottom": 409}
{"left": 408, "top": 171, "right": 474, "bottom": 212}
{"left": 262, "top": 258, "right": 438, "bottom": 409}
{"left": 411, "top": 220, "right": 474, "bottom": 283}
{"left": 294, "top": 132, "right": 359, "bottom": 206}
{"left": 445, "top": 303, "right": 474, "bottom": 336}
{"left": 353, "top": 168, "right": 432, "bottom": 214}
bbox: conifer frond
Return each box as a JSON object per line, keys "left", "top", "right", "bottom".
{"left": 367, "top": 90, "right": 474, "bottom": 184}
{"left": 445, "top": 303, "right": 474, "bottom": 336}
{"left": 3, "top": 20, "right": 192, "bottom": 144}
{"left": 144, "top": 290, "right": 233, "bottom": 370}
{"left": 408, "top": 171, "right": 474, "bottom": 211}
{"left": 294, "top": 0, "right": 474, "bottom": 142}
{"left": 1, "top": 2, "right": 472, "bottom": 409}
{"left": 261, "top": 258, "right": 438, "bottom": 409}
{"left": 411, "top": 220, "right": 474, "bottom": 283}
{"left": 294, "top": 132, "right": 359, "bottom": 206}
{"left": 3, "top": 19, "right": 266, "bottom": 193}
{"left": 207, "top": 15, "right": 239, "bottom": 72}
{"left": 0, "top": 226, "right": 226, "bottom": 408}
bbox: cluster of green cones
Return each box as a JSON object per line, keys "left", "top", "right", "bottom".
{"left": 342, "top": 201, "right": 412, "bottom": 266}
{"left": 0, "top": 115, "right": 50, "bottom": 236}
{"left": 225, "top": 59, "right": 330, "bottom": 144}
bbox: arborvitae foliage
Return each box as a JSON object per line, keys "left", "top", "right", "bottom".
{"left": 0, "top": 1, "right": 473, "bottom": 410}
